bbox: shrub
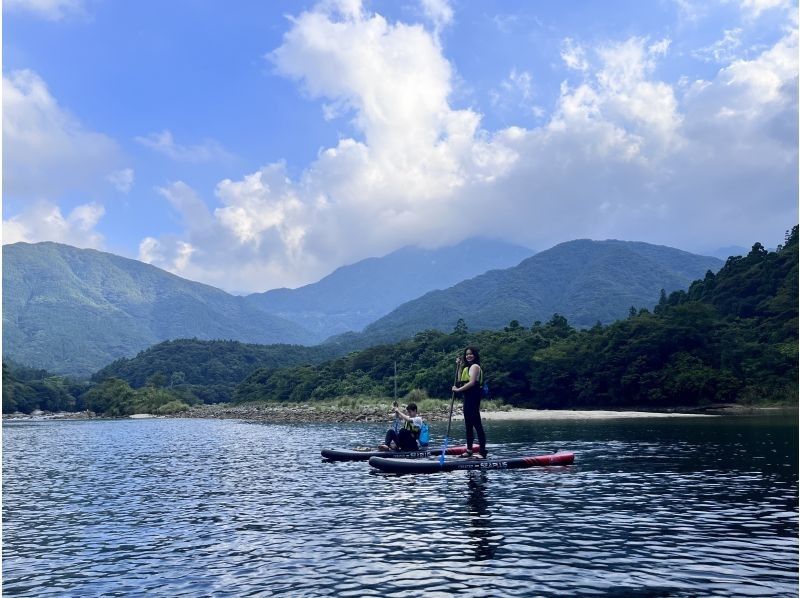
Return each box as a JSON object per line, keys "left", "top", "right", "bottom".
{"left": 157, "top": 400, "right": 190, "bottom": 414}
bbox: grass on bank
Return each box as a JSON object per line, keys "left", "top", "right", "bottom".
{"left": 225, "top": 389, "right": 511, "bottom": 413}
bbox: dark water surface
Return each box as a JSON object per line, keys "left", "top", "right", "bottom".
{"left": 3, "top": 414, "right": 797, "bottom": 596}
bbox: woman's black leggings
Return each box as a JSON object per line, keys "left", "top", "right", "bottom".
{"left": 463, "top": 396, "right": 486, "bottom": 455}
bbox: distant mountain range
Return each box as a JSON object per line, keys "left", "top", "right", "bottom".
{"left": 327, "top": 239, "right": 723, "bottom": 348}
{"left": 2, "top": 239, "right": 532, "bottom": 376}
{"left": 2, "top": 238, "right": 722, "bottom": 378}
{"left": 2, "top": 242, "right": 313, "bottom": 377}
{"left": 244, "top": 238, "right": 534, "bottom": 340}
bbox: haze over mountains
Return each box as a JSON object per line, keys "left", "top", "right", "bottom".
{"left": 2, "top": 238, "right": 722, "bottom": 377}
{"left": 244, "top": 238, "right": 535, "bottom": 340}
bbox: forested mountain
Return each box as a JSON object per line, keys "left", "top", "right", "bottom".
{"left": 237, "top": 227, "right": 798, "bottom": 408}
{"left": 2, "top": 242, "right": 316, "bottom": 377}
{"left": 5, "top": 227, "right": 795, "bottom": 415}
{"left": 91, "top": 339, "right": 342, "bottom": 403}
{"left": 244, "top": 238, "right": 534, "bottom": 341}
{"left": 327, "top": 240, "right": 723, "bottom": 348}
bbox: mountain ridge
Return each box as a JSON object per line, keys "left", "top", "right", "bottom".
{"left": 2, "top": 239, "right": 534, "bottom": 375}
{"left": 326, "top": 238, "right": 724, "bottom": 348}
{"left": 2, "top": 242, "right": 315, "bottom": 377}
{"left": 244, "top": 238, "right": 535, "bottom": 340}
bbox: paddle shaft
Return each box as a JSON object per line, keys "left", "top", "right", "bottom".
{"left": 439, "top": 358, "right": 461, "bottom": 464}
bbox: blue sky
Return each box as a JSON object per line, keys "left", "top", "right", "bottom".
{"left": 3, "top": 0, "right": 798, "bottom": 293}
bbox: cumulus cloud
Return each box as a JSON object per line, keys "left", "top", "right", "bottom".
{"left": 3, "top": 69, "right": 120, "bottom": 199}
{"left": 3, "top": 200, "right": 105, "bottom": 248}
{"left": 141, "top": 0, "right": 797, "bottom": 292}
{"left": 135, "top": 130, "right": 233, "bottom": 163}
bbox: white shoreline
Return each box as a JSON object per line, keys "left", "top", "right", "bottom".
{"left": 481, "top": 409, "right": 717, "bottom": 420}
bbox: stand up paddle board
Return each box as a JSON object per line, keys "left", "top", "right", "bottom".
{"left": 321, "top": 444, "right": 479, "bottom": 462}
{"left": 368, "top": 451, "right": 575, "bottom": 474}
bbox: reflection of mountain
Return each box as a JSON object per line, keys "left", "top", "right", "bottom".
{"left": 467, "top": 472, "right": 498, "bottom": 561}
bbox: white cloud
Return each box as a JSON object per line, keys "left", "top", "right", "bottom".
{"left": 157, "top": 181, "right": 216, "bottom": 233}
{"left": 564, "top": 37, "right": 682, "bottom": 154}
{"left": 561, "top": 38, "right": 589, "bottom": 72}
{"left": 138, "top": 237, "right": 195, "bottom": 272}
{"left": 740, "top": 0, "right": 792, "bottom": 18}
{"left": 4, "top": 0, "right": 87, "bottom": 20}
{"left": 140, "top": 3, "right": 797, "bottom": 293}
{"left": 672, "top": 0, "right": 709, "bottom": 23}
{"left": 490, "top": 68, "right": 534, "bottom": 111}
{"left": 107, "top": 168, "right": 135, "bottom": 193}
{"left": 419, "top": 0, "right": 454, "bottom": 33}
{"left": 693, "top": 28, "right": 744, "bottom": 63}
{"left": 3, "top": 70, "right": 120, "bottom": 199}
{"left": 507, "top": 69, "right": 533, "bottom": 100}
{"left": 3, "top": 201, "right": 105, "bottom": 248}
{"left": 135, "top": 130, "right": 233, "bottom": 163}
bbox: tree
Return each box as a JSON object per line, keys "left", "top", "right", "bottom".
{"left": 453, "top": 318, "right": 468, "bottom": 335}
{"left": 81, "top": 378, "right": 136, "bottom": 416}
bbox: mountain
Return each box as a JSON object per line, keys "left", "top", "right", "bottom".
{"left": 330, "top": 239, "right": 724, "bottom": 347}
{"left": 244, "top": 238, "right": 534, "bottom": 342}
{"left": 708, "top": 245, "right": 748, "bottom": 260}
{"left": 2, "top": 242, "right": 316, "bottom": 377}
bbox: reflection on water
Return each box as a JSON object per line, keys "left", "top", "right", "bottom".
{"left": 466, "top": 472, "right": 498, "bottom": 561}
{"left": 2, "top": 415, "right": 797, "bottom": 596}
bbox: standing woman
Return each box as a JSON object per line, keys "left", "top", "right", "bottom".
{"left": 452, "top": 346, "right": 487, "bottom": 459}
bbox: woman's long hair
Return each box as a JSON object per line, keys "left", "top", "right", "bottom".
{"left": 462, "top": 346, "right": 481, "bottom": 365}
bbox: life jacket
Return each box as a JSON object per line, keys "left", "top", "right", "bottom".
{"left": 461, "top": 365, "right": 488, "bottom": 398}
{"left": 402, "top": 419, "right": 419, "bottom": 437}
{"left": 402, "top": 418, "right": 430, "bottom": 445}
{"left": 460, "top": 365, "right": 483, "bottom": 385}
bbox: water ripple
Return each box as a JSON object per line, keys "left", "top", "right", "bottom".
{"left": 3, "top": 416, "right": 797, "bottom": 596}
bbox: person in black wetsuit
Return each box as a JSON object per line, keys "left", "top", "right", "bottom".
{"left": 452, "top": 346, "right": 487, "bottom": 459}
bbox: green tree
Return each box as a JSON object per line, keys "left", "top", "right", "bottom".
{"left": 81, "top": 378, "right": 136, "bottom": 416}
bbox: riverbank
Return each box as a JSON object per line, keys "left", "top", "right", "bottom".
{"left": 6, "top": 403, "right": 793, "bottom": 424}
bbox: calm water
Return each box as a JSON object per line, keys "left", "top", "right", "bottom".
{"left": 2, "top": 414, "right": 797, "bottom": 596}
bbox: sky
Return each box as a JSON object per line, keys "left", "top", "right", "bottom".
{"left": 3, "top": 0, "right": 798, "bottom": 294}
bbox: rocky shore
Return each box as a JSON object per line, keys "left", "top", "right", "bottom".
{"left": 168, "top": 402, "right": 468, "bottom": 423}
{"left": 4, "top": 403, "right": 792, "bottom": 424}
{"left": 1, "top": 403, "right": 467, "bottom": 424}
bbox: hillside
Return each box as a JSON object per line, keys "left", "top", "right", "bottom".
{"left": 330, "top": 239, "right": 723, "bottom": 347}
{"left": 2, "top": 243, "right": 316, "bottom": 377}
{"left": 93, "top": 338, "right": 339, "bottom": 387}
{"left": 6, "top": 228, "right": 794, "bottom": 414}
{"left": 236, "top": 227, "right": 797, "bottom": 408}
{"left": 244, "top": 238, "right": 534, "bottom": 341}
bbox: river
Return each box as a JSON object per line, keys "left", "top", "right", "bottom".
{"left": 2, "top": 414, "right": 797, "bottom": 596}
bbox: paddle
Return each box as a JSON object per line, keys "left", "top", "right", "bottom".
{"left": 439, "top": 357, "right": 461, "bottom": 466}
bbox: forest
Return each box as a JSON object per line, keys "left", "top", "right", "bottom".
{"left": 3, "top": 226, "right": 797, "bottom": 416}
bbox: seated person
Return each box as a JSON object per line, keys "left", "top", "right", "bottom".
{"left": 379, "top": 403, "right": 423, "bottom": 451}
